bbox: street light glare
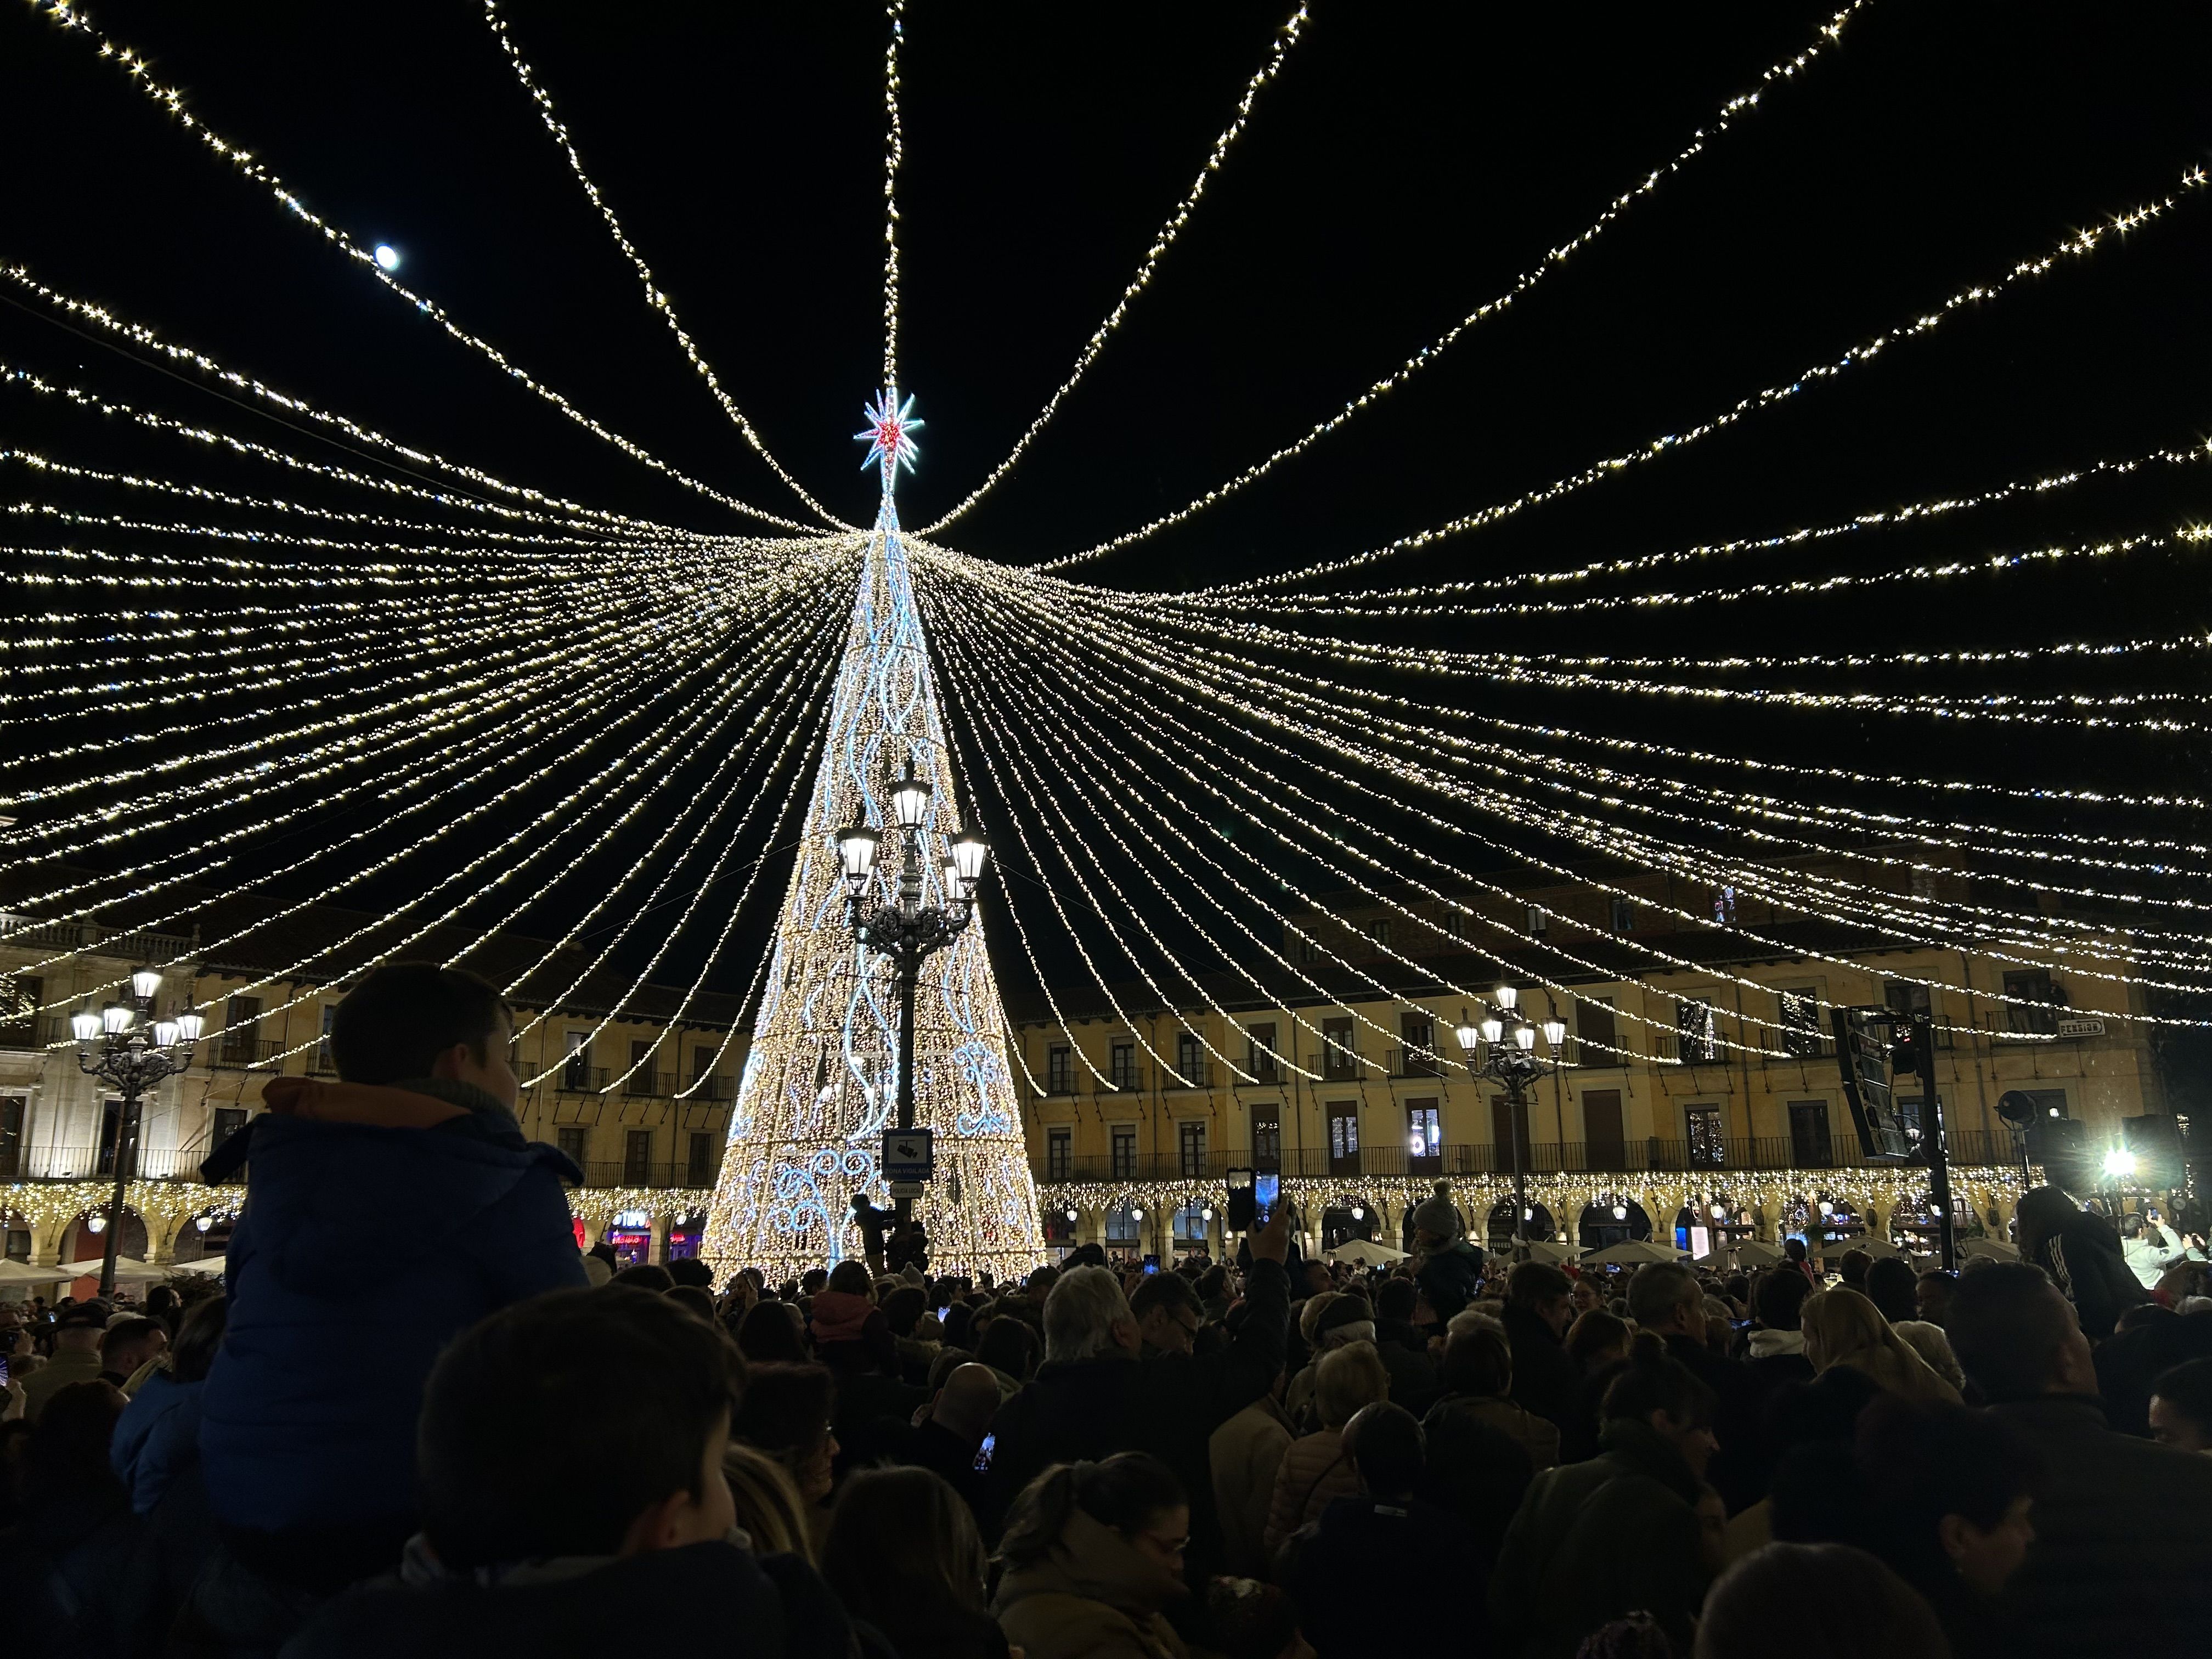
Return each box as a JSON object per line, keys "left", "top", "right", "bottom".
{"left": 373, "top": 243, "right": 402, "bottom": 272}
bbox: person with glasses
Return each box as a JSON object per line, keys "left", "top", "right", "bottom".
{"left": 994, "top": 1453, "right": 1191, "bottom": 1659}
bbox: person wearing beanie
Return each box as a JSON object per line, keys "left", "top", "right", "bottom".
{"left": 1285, "top": 1294, "right": 1380, "bottom": 1431}
{"left": 1410, "top": 1183, "right": 1482, "bottom": 1328}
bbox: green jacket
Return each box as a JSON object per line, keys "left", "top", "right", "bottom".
{"left": 1487, "top": 1417, "right": 1712, "bottom": 1659}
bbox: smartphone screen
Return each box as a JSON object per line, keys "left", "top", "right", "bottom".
{"left": 973, "top": 1431, "right": 995, "bottom": 1472}
{"left": 1254, "top": 1171, "right": 1280, "bottom": 1224}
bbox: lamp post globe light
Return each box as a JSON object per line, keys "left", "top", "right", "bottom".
{"left": 1455, "top": 985, "right": 1568, "bottom": 1260}
{"left": 836, "top": 757, "right": 990, "bottom": 1227}
{"left": 71, "top": 966, "right": 201, "bottom": 1297}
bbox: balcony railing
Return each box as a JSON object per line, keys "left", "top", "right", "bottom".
{"left": 1100, "top": 1065, "right": 1146, "bottom": 1094}
{"left": 0, "top": 1014, "right": 66, "bottom": 1051}
{"left": 1029, "top": 1128, "right": 2020, "bottom": 1186}
{"left": 685, "top": 1074, "right": 737, "bottom": 1102}
{"left": 211, "top": 1038, "right": 283, "bottom": 1070}
{"left": 1307, "top": 1048, "right": 1367, "bottom": 1083}
{"left": 557, "top": 1066, "right": 611, "bottom": 1093}
{"left": 571, "top": 1159, "right": 720, "bottom": 1190}
{"left": 621, "top": 1071, "right": 677, "bottom": 1099}
{"left": 1240, "top": 1049, "right": 1283, "bottom": 1084}
{"left": 0, "top": 1145, "right": 214, "bottom": 1182}
{"left": 1387, "top": 1046, "right": 1446, "bottom": 1079}
{"left": 0, "top": 916, "right": 193, "bottom": 962}
{"left": 1165, "top": 1060, "right": 1212, "bottom": 1090}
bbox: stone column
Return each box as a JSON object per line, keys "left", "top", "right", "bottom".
{"left": 649, "top": 1212, "right": 673, "bottom": 1266}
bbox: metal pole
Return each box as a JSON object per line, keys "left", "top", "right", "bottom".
{"left": 895, "top": 950, "right": 918, "bottom": 1228}
{"left": 99, "top": 1083, "right": 136, "bottom": 1299}
{"left": 1917, "top": 1014, "right": 1956, "bottom": 1272}
{"left": 1510, "top": 1073, "right": 1530, "bottom": 1257}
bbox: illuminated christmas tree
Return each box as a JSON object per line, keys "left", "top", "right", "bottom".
{"left": 701, "top": 392, "right": 1043, "bottom": 1280}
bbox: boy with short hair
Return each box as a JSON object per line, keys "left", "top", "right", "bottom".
{"left": 286, "top": 1288, "right": 857, "bottom": 1656}
{"left": 196, "top": 963, "right": 585, "bottom": 1604}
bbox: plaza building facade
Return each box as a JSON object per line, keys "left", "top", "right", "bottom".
{"left": 0, "top": 867, "right": 748, "bottom": 1277}
{"left": 1014, "top": 857, "right": 2191, "bottom": 1264}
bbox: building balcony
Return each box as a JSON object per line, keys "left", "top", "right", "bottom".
{"left": 620, "top": 1071, "right": 678, "bottom": 1099}
{"left": 1028, "top": 1128, "right": 2019, "bottom": 1187}
{"left": 1164, "top": 1061, "right": 1212, "bottom": 1090}
{"left": 570, "top": 1159, "right": 720, "bottom": 1190}
{"left": 1387, "top": 1046, "right": 1447, "bottom": 1080}
{"left": 210, "top": 1038, "right": 283, "bottom": 1070}
{"left": 0, "top": 1144, "right": 213, "bottom": 1182}
{"left": 557, "top": 1066, "right": 612, "bottom": 1093}
{"left": 1306, "top": 1049, "right": 1369, "bottom": 1084}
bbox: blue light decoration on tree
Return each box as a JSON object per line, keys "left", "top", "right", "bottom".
{"left": 702, "top": 393, "right": 1042, "bottom": 1278}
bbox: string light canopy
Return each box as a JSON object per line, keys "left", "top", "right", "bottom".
{"left": 0, "top": 1, "right": 2199, "bottom": 1295}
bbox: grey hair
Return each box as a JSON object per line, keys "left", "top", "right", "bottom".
{"left": 1446, "top": 1308, "right": 1506, "bottom": 1343}
{"left": 1043, "top": 1265, "right": 1135, "bottom": 1363}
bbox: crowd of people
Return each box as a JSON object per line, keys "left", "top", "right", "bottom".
{"left": 3, "top": 962, "right": 2211, "bottom": 1659}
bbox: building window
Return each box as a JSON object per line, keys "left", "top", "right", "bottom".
{"left": 1525, "top": 905, "right": 1547, "bottom": 937}
{"left": 1297, "top": 934, "right": 1320, "bottom": 964}
{"left": 1106, "top": 1204, "right": 1140, "bottom": 1244}
{"left": 1609, "top": 896, "right": 1635, "bottom": 934}
{"left": 1322, "top": 1017, "right": 1357, "bottom": 1081}
{"left": 557, "top": 1126, "right": 588, "bottom": 1167}
{"left": 1407, "top": 1100, "right": 1441, "bottom": 1170}
{"left": 2002, "top": 969, "right": 2062, "bottom": 1035}
{"left": 685, "top": 1132, "right": 714, "bottom": 1187}
{"left": 623, "top": 1129, "right": 653, "bottom": 1186}
{"left": 1327, "top": 1102, "right": 1360, "bottom": 1174}
{"left": 221, "top": 995, "right": 263, "bottom": 1065}
{"left": 1, "top": 975, "right": 43, "bottom": 1047}
{"left": 211, "top": 1106, "right": 248, "bottom": 1150}
{"left": 1443, "top": 907, "right": 1473, "bottom": 942}
{"left": 1676, "top": 998, "right": 1719, "bottom": 1064}
{"left": 1713, "top": 884, "right": 1738, "bottom": 925}
{"left": 1575, "top": 996, "right": 1617, "bottom": 1063}
{"left": 1047, "top": 1127, "right": 1071, "bottom": 1180}
{"left": 1173, "top": 1203, "right": 1209, "bottom": 1245}
{"left": 628, "top": 1039, "right": 657, "bottom": 1097}
{"left": 1788, "top": 1101, "right": 1833, "bottom": 1168}
{"left": 316, "top": 1005, "right": 337, "bottom": 1073}
{"left": 1110, "top": 1124, "right": 1137, "bottom": 1178}
{"left": 0, "top": 1095, "right": 20, "bottom": 1181}
{"left": 1175, "top": 1032, "right": 1204, "bottom": 1087}
{"left": 1251, "top": 1104, "right": 1281, "bottom": 1169}
{"left": 1776, "top": 990, "right": 1824, "bottom": 1057}
{"left": 1246, "top": 1023, "right": 1279, "bottom": 1082}
{"left": 1685, "top": 1105, "right": 1725, "bottom": 1168}
{"left": 1370, "top": 917, "right": 1392, "bottom": 955}
{"left": 1399, "top": 1011, "right": 1437, "bottom": 1077}
{"left": 1109, "top": 1042, "right": 1141, "bottom": 1092}
{"left": 1178, "top": 1119, "right": 1206, "bottom": 1177}
{"left": 1046, "top": 1045, "right": 1074, "bottom": 1094}
{"left": 563, "top": 1032, "right": 592, "bottom": 1090}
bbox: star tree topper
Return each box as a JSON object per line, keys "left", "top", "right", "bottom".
{"left": 857, "top": 388, "right": 922, "bottom": 489}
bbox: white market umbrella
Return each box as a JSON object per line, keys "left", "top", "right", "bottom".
{"left": 1818, "top": 1237, "right": 1904, "bottom": 1260}
{"left": 47, "top": 1256, "right": 171, "bottom": 1283}
{"left": 1581, "top": 1239, "right": 1690, "bottom": 1266}
{"left": 0, "top": 1259, "right": 66, "bottom": 1287}
{"left": 1959, "top": 1237, "right": 2020, "bottom": 1261}
{"left": 1525, "top": 1239, "right": 1580, "bottom": 1265}
{"left": 165, "top": 1256, "right": 226, "bottom": 1277}
{"left": 1325, "top": 1238, "right": 1408, "bottom": 1267}
{"left": 1730, "top": 1240, "right": 1785, "bottom": 1266}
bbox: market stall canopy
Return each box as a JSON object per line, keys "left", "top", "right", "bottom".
{"left": 1581, "top": 1239, "right": 1690, "bottom": 1266}
{"left": 1324, "top": 1238, "right": 1408, "bottom": 1267}
{"left": 1959, "top": 1237, "right": 2021, "bottom": 1261}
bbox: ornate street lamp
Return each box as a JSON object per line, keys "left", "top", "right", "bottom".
{"left": 837, "top": 757, "right": 990, "bottom": 1226}
{"left": 1455, "top": 985, "right": 1568, "bottom": 1260}
{"left": 71, "top": 966, "right": 201, "bottom": 1296}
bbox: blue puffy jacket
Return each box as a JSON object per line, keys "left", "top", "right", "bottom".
{"left": 197, "top": 1076, "right": 585, "bottom": 1538}
{"left": 111, "top": 1367, "right": 205, "bottom": 1515}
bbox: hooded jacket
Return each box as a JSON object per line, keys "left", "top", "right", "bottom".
{"left": 1414, "top": 1240, "right": 1483, "bottom": 1324}
{"left": 198, "top": 1076, "right": 585, "bottom": 1550}
{"left": 2024, "top": 1204, "right": 2153, "bottom": 1339}
{"left": 993, "top": 1509, "right": 1189, "bottom": 1659}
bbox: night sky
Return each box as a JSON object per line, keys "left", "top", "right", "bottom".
{"left": 2, "top": 2, "right": 2208, "bottom": 1071}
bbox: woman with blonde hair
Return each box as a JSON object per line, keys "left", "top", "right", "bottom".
{"left": 1800, "top": 1287, "right": 1961, "bottom": 1404}
{"left": 721, "top": 1440, "right": 817, "bottom": 1562}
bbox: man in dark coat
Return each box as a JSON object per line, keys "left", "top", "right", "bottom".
{"left": 1501, "top": 1261, "right": 1581, "bottom": 1434}
{"left": 988, "top": 1207, "right": 1291, "bottom": 1578}
{"left": 196, "top": 964, "right": 585, "bottom": 1606}
{"left": 1948, "top": 1262, "right": 2212, "bottom": 1659}
{"left": 1279, "top": 1402, "right": 1483, "bottom": 1658}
